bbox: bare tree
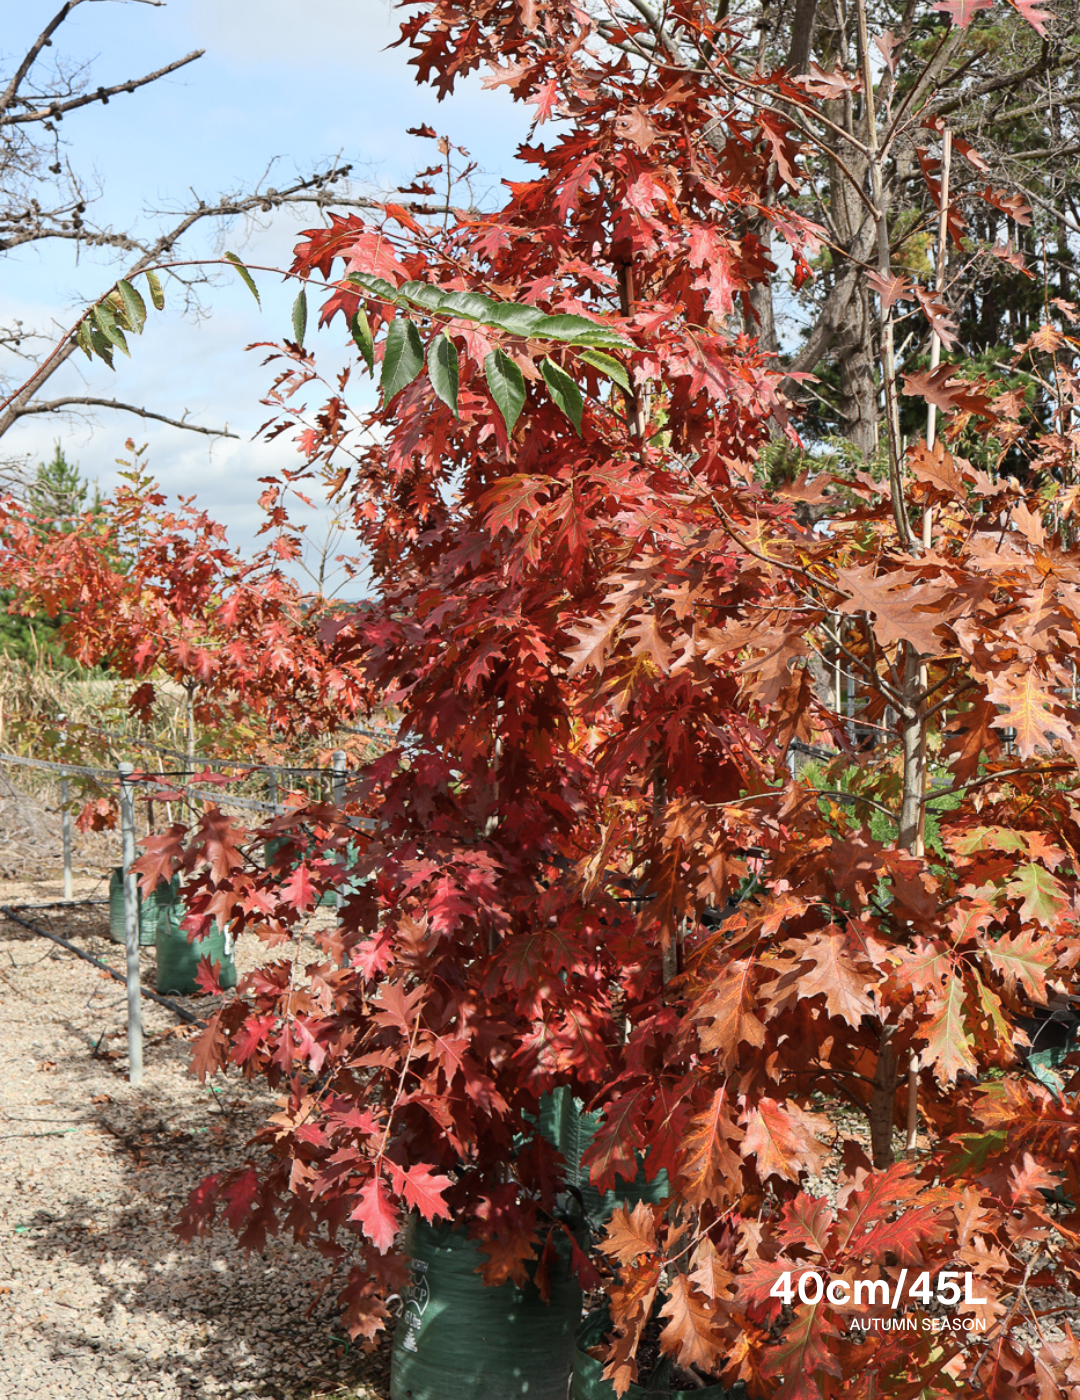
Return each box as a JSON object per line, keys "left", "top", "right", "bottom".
{"left": 0, "top": 0, "right": 390, "bottom": 485}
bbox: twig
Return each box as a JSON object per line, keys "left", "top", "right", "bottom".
{"left": 12, "top": 397, "right": 238, "bottom": 439}
{"left": 2, "top": 50, "right": 205, "bottom": 127}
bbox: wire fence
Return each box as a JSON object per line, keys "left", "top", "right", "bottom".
{"left": 0, "top": 740, "right": 378, "bottom": 1088}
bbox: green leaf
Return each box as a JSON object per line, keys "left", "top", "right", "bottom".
{"left": 224, "top": 253, "right": 260, "bottom": 306}
{"left": 347, "top": 272, "right": 399, "bottom": 302}
{"left": 564, "top": 328, "right": 636, "bottom": 349}
{"left": 435, "top": 291, "right": 500, "bottom": 322}
{"left": 292, "top": 289, "right": 308, "bottom": 348}
{"left": 485, "top": 303, "right": 549, "bottom": 338}
{"left": 117, "top": 279, "right": 147, "bottom": 334}
{"left": 541, "top": 357, "right": 583, "bottom": 433}
{"left": 532, "top": 314, "right": 632, "bottom": 348}
{"left": 428, "top": 332, "right": 460, "bottom": 417}
{"left": 399, "top": 281, "right": 447, "bottom": 312}
{"left": 483, "top": 349, "right": 526, "bottom": 435}
{"left": 93, "top": 302, "right": 129, "bottom": 357}
{"left": 381, "top": 317, "right": 424, "bottom": 401}
{"left": 350, "top": 305, "right": 375, "bottom": 375}
{"left": 88, "top": 324, "right": 115, "bottom": 369}
{"left": 75, "top": 319, "right": 94, "bottom": 361}
{"left": 144, "top": 269, "right": 165, "bottom": 311}
{"left": 578, "top": 349, "right": 630, "bottom": 391}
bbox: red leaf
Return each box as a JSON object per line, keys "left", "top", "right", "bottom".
{"left": 1010, "top": 0, "right": 1052, "bottom": 35}
{"left": 193, "top": 957, "right": 224, "bottom": 996}
{"left": 350, "top": 1176, "right": 399, "bottom": 1253}
{"left": 281, "top": 861, "right": 317, "bottom": 911}
{"left": 220, "top": 1167, "right": 260, "bottom": 1232}
{"left": 933, "top": 0, "right": 992, "bottom": 24}
{"left": 741, "top": 1099, "right": 826, "bottom": 1183}
{"left": 385, "top": 1162, "right": 453, "bottom": 1222}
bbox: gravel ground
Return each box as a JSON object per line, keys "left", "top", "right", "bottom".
{"left": 0, "top": 870, "right": 391, "bottom": 1400}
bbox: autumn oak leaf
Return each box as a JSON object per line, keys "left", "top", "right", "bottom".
{"left": 281, "top": 861, "right": 317, "bottom": 911}
{"left": 350, "top": 1175, "right": 399, "bottom": 1253}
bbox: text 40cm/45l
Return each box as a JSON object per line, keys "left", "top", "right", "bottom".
{"left": 770, "top": 1269, "right": 987, "bottom": 1308}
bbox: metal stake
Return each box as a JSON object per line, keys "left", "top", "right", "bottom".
{"left": 119, "top": 762, "right": 144, "bottom": 1086}
{"left": 60, "top": 774, "right": 73, "bottom": 900}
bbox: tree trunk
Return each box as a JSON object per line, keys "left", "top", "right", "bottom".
{"left": 869, "top": 1024, "right": 899, "bottom": 1167}
{"left": 836, "top": 281, "right": 878, "bottom": 458}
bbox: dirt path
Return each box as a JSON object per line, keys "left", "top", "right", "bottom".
{"left": 0, "top": 873, "right": 391, "bottom": 1400}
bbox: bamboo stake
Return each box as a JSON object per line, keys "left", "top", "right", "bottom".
{"left": 332, "top": 749, "right": 346, "bottom": 914}
{"left": 906, "top": 132, "right": 952, "bottom": 1157}
{"left": 855, "top": 0, "right": 910, "bottom": 551}
{"left": 923, "top": 126, "right": 953, "bottom": 547}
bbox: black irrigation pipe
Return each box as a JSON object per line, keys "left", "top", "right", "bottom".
{"left": 0, "top": 905, "right": 206, "bottom": 1027}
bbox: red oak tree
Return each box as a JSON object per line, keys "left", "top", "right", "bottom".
{"left": 33, "top": 2, "right": 1080, "bottom": 1397}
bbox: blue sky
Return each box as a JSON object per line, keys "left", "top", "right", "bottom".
{"left": 3, "top": 0, "right": 532, "bottom": 590}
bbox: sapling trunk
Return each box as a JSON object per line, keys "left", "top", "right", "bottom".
{"left": 869, "top": 1024, "right": 899, "bottom": 1168}
{"left": 871, "top": 646, "right": 927, "bottom": 1165}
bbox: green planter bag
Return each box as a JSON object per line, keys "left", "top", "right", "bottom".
{"left": 108, "top": 868, "right": 178, "bottom": 947}
{"left": 390, "top": 1215, "right": 582, "bottom": 1400}
{"left": 149, "top": 881, "right": 238, "bottom": 995}
{"left": 156, "top": 921, "right": 238, "bottom": 995}
{"left": 571, "top": 1309, "right": 738, "bottom": 1400}
{"left": 538, "top": 1087, "right": 670, "bottom": 1224}
{"left": 264, "top": 833, "right": 365, "bottom": 907}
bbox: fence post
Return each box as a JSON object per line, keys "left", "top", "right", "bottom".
{"left": 332, "top": 750, "right": 346, "bottom": 912}
{"left": 118, "top": 763, "right": 144, "bottom": 1087}
{"left": 60, "top": 774, "right": 73, "bottom": 900}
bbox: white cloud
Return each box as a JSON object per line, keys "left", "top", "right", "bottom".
{"left": 180, "top": 0, "right": 400, "bottom": 71}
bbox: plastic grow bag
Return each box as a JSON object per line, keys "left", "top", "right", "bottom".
{"left": 538, "top": 1086, "right": 670, "bottom": 1224}
{"left": 264, "top": 832, "right": 365, "bottom": 906}
{"left": 108, "top": 868, "right": 178, "bottom": 947}
{"left": 390, "top": 1215, "right": 582, "bottom": 1400}
{"left": 153, "top": 885, "right": 237, "bottom": 995}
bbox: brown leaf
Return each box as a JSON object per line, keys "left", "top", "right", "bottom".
{"left": 741, "top": 1098, "right": 826, "bottom": 1183}
{"left": 834, "top": 562, "right": 949, "bottom": 656}
{"left": 772, "top": 666, "right": 817, "bottom": 753}
{"left": 902, "top": 365, "right": 995, "bottom": 423}
{"left": 679, "top": 1089, "right": 743, "bottom": 1206}
{"left": 985, "top": 665, "right": 1063, "bottom": 759}
{"left": 600, "top": 1202, "right": 658, "bottom": 1266}
{"left": 613, "top": 108, "right": 659, "bottom": 150}
{"left": 785, "top": 931, "right": 875, "bottom": 1027}
{"left": 658, "top": 1275, "right": 724, "bottom": 1372}
{"left": 792, "top": 63, "right": 861, "bottom": 99}
{"left": 867, "top": 269, "right": 913, "bottom": 313}
{"left": 875, "top": 29, "right": 902, "bottom": 73}
{"left": 694, "top": 958, "right": 767, "bottom": 1069}
{"left": 908, "top": 438, "right": 966, "bottom": 498}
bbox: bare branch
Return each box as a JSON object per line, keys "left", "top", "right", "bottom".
{"left": 0, "top": 168, "right": 409, "bottom": 441}
{"left": 11, "top": 396, "right": 238, "bottom": 438}
{"left": 0, "top": 1, "right": 84, "bottom": 120}
{"left": 2, "top": 50, "right": 205, "bottom": 128}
